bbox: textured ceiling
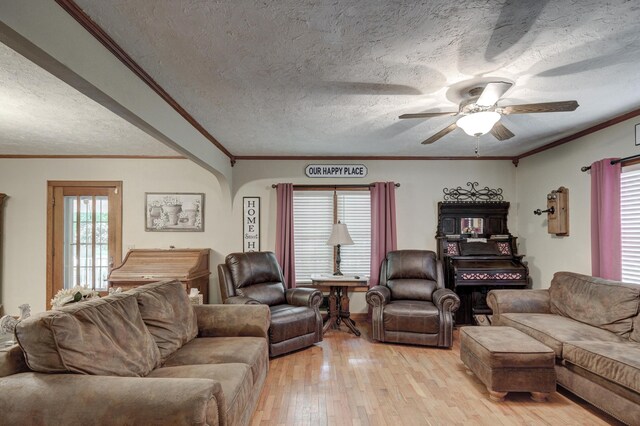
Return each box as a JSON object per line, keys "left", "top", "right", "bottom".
{"left": 0, "top": 42, "right": 178, "bottom": 156}
{"left": 70, "top": 0, "right": 640, "bottom": 157}
{"left": 26, "top": 1, "right": 640, "bottom": 156}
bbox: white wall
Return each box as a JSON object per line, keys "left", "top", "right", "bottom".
{"left": 231, "top": 159, "right": 517, "bottom": 312}
{"left": 516, "top": 117, "right": 640, "bottom": 288}
{"left": 9, "top": 125, "right": 636, "bottom": 316}
{"left": 0, "top": 158, "right": 235, "bottom": 315}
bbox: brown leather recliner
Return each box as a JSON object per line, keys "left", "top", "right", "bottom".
{"left": 366, "top": 250, "right": 460, "bottom": 348}
{"left": 218, "top": 251, "right": 323, "bottom": 357}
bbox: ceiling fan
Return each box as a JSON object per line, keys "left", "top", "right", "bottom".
{"left": 399, "top": 82, "right": 579, "bottom": 145}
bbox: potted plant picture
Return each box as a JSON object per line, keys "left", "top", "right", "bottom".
{"left": 145, "top": 193, "right": 204, "bottom": 232}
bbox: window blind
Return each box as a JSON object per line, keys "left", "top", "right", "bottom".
{"left": 293, "top": 191, "right": 334, "bottom": 282}
{"left": 293, "top": 190, "right": 372, "bottom": 283}
{"left": 337, "top": 191, "right": 371, "bottom": 277}
{"left": 621, "top": 167, "right": 640, "bottom": 284}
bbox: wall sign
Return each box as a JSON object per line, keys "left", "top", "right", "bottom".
{"left": 305, "top": 164, "right": 368, "bottom": 178}
{"left": 243, "top": 197, "right": 260, "bottom": 252}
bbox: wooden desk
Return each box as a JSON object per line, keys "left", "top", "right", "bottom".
{"left": 310, "top": 276, "right": 368, "bottom": 336}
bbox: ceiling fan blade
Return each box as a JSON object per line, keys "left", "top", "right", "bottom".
{"left": 490, "top": 121, "right": 515, "bottom": 141}
{"left": 476, "top": 82, "right": 513, "bottom": 107}
{"left": 501, "top": 100, "right": 579, "bottom": 115}
{"left": 399, "top": 112, "right": 457, "bottom": 119}
{"left": 421, "top": 123, "right": 458, "bottom": 144}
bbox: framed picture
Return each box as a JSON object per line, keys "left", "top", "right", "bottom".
{"left": 145, "top": 193, "right": 204, "bottom": 232}
{"left": 636, "top": 123, "right": 640, "bottom": 146}
{"left": 243, "top": 197, "right": 260, "bottom": 252}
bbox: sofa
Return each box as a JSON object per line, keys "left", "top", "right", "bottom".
{"left": 488, "top": 272, "right": 640, "bottom": 425}
{"left": 0, "top": 280, "right": 270, "bottom": 426}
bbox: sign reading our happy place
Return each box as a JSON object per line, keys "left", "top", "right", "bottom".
{"left": 305, "top": 164, "right": 368, "bottom": 178}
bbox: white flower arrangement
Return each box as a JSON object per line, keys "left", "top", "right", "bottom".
{"left": 50, "top": 286, "right": 100, "bottom": 309}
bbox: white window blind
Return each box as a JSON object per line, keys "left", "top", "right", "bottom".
{"left": 293, "top": 191, "right": 334, "bottom": 282}
{"left": 293, "top": 190, "right": 372, "bottom": 283}
{"left": 621, "top": 166, "right": 640, "bottom": 284}
{"left": 337, "top": 192, "right": 371, "bottom": 277}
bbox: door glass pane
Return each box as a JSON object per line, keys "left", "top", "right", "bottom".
{"left": 63, "top": 195, "right": 108, "bottom": 290}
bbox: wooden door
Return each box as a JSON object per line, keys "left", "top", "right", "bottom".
{"left": 47, "top": 181, "right": 122, "bottom": 308}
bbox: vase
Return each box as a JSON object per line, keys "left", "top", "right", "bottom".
{"left": 162, "top": 204, "right": 182, "bottom": 225}
{"left": 183, "top": 209, "right": 197, "bottom": 226}
{"left": 149, "top": 206, "right": 162, "bottom": 220}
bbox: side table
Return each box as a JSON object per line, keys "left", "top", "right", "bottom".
{"left": 309, "top": 275, "right": 368, "bottom": 336}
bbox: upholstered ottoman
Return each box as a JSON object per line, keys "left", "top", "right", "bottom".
{"left": 460, "top": 326, "right": 556, "bottom": 402}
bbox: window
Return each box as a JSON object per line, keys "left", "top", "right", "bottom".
{"left": 293, "top": 189, "right": 371, "bottom": 283}
{"left": 621, "top": 165, "right": 640, "bottom": 284}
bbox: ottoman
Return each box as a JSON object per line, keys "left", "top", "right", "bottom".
{"left": 460, "top": 326, "right": 556, "bottom": 402}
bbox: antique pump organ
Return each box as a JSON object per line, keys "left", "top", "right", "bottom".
{"left": 436, "top": 183, "right": 530, "bottom": 325}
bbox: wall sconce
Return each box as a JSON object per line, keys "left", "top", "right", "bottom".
{"left": 534, "top": 187, "right": 569, "bottom": 236}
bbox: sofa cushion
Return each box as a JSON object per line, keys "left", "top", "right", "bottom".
{"left": 386, "top": 250, "right": 438, "bottom": 281}
{"left": 383, "top": 300, "right": 439, "bottom": 334}
{"left": 148, "top": 363, "right": 253, "bottom": 426}
{"left": 269, "top": 304, "right": 317, "bottom": 343}
{"left": 563, "top": 341, "right": 640, "bottom": 394}
{"left": 498, "top": 313, "right": 626, "bottom": 357}
{"left": 0, "top": 344, "right": 29, "bottom": 377}
{"left": 549, "top": 272, "right": 640, "bottom": 336}
{"left": 387, "top": 279, "right": 437, "bottom": 302}
{"left": 225, "top": 252, "right": 284, "bottom": 289}
{"left": 15, "top": 293, "right": 160, "bottom": 376}
{"left": 128, "top": 280, "right": 198, "bottom": 361}
{"left": 237, "top": 282, "right": 286, "bottom": 306}
{"left": 163, "top": 336, "right": 268, "bottom": 385}
{"left": 630, "top": 314, "right": 640, "bottom": 343}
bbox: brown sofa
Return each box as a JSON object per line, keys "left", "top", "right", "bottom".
{"left": 0, "top": 280, "right": 270, "bottom": 426}
{"left": 218, "top": 251, "right": 323, "bottom": 357}
{"left": 366, "top": 250, "right": 460, "bottom": 348}
{"left": 488, "top": 272, "right": 640, "bottom": 425}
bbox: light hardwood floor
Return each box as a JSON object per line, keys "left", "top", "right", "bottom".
{"left": 250, "top": 324, "right": 622, "bottom": 426}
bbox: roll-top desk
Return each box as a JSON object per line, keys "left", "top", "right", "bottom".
{"left": 436, "top": 201, "right": 530, "bottom": 325}
{"left": 107, "top": 249, "right": 210, "bottom": 303}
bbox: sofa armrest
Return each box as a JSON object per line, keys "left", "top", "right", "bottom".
{"left": 366, "top": 286, "right": 390, "bottom": 307}
{"left": 194, "top": 304, "right": 270, "bottom": 339}
{"left": 285, "top": 287, "right": 323, "bottom": 308}
{"left": 433, "top": 288, "right": 460, "bottom": 312}
{"left": 224, "top": 295, "right": 261, "bottom": 305}
{"left": 487, "top": 289, "right": 550, "bottom": 321}
{"left": 0, "top": 373, "right": 220, "bottom": 426}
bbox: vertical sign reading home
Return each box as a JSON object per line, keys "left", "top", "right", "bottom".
{"left": 243, "top": 197, "right": 260, "bottom": 252}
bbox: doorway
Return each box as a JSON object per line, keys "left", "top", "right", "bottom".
{"left": 46, "top": 181, "right": 122, "bottom": 308}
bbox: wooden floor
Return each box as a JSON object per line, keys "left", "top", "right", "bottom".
{"left": 250, "top": 324, "right": 622, "bottom": 426}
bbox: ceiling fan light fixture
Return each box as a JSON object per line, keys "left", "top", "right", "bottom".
{"left": 456, "top": 111, "right": 501, "bottom": 136}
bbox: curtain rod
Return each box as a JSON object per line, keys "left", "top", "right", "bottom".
{"left": 581, "top": 153, "right": 640, "bottom": 172}
{"left": 271, "top": 183, "right": 401, "bottom": 189}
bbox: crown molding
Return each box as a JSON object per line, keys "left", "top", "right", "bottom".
{"left": 0, "top": 155, "right": 186, "bottom": 159}
{"left": 233, "top": 155, "right": 515, "bottom": 161}
{"left": 515, "top": 106, "right": 640, "bottom": 161}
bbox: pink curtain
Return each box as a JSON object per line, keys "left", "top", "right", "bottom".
{"left": 591, "top": 158, "right": 621, "bottom": 280}
{"left": 369, "top": 182, "right": 397, "bottom": 288}
{"left": 276, "top": 183, "right": 296, "bottom": 288}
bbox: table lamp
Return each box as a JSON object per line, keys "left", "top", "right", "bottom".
{"left": 326, "top": 221, "right": 354, "bottom": 276}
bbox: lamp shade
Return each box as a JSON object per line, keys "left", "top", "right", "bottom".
{"left": 326, "top": 223, "right": 354, "bottom": 246}
{"left": 456, "top": 111, "right": 501, "bottom": 136}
